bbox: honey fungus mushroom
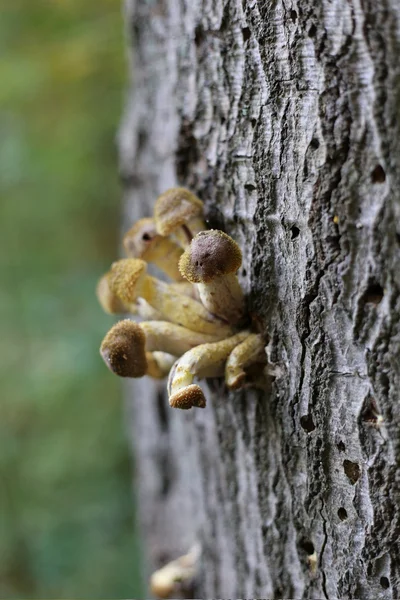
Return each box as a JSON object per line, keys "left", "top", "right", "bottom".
{"left": 168, "top": 331, "right": 249, "bottom": 409}
{"left": 179, "top": 229, "right": 246, "bottom": 325}
{"left": 96, "top": 272, "right": 164, "bottom": 320}
{"left": 100, "top": 319, "right": 148, "bottom": 378}
{"left": 109, "top": 258, "right": 233, "bottom": 337}
{"left": 150, "top": 544, "right": 200, "bottom": 599}
{"left": 154, "top": 187, "right": 206, "bottom": 246}
{"left": 225, "top": 333, "right": 266, "bottom": 389}
{"left": 123, "top": 217, "right": 183, "bottom": 281}
{"left": 100, "top": 319, "right": 229, "bottom": 379}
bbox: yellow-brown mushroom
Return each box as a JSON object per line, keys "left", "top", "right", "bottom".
{"left": 225, "top": 333, "right": 266, "bottom": 389}
{"left": 154, "top": 187, "right": 206, "bottom": 247}
{"left": 96, "top": 272, "right": 164, "bottom": 320}
{"left": 109, "top": 258, "right": 233, "bottom": 337}
{"left": 145, "top": 352, "right": 176, "bottom": 379}
{"left": 168, "top": 331, "right": 249, "bottom": 409}
{"left": 150, "top": 544, "right": 200, "bottom": 599}
{"left": 179, "top": 229, "right": 245, "bottom": 325}
{"left": 100, "top": 319, "right": 148, "bottom": 378}
{"left": 100, "top": 319, "right": 229, "bottom": 379}
{"left": 123, "top": 217, "right": 183, "bottom": 281}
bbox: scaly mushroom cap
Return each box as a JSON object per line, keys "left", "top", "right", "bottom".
{"left": 169, "top": 384, "right": 206, "bottom": 409}
{"left": 109, "top": 258, "right": 147, "bottom": 304}
{"left": 100, "top": 319, "right": 147, "bottom": 377}
{"left": 154, "top": 188, "right": 204, "bottom": 236}
{"left": 96, "top": 273, "right": 127, "bottom": 314}
{"left": 123, "top": 218, "right": 159, "bottom": 258}
{"left": 179, "top": 229, "right": 242, "bottom": 283}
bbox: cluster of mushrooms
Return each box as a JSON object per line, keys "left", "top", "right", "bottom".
{"left": 96, "top": 188, "right": 267, "bottom": 410}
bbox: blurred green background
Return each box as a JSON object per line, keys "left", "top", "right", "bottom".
{"left": 0, "top": 1, "right": 143, "bottom": 597}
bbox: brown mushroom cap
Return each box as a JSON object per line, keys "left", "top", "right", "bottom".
{"left": 169, "top": 384, "right": 206, "bottom": 409}
{"left": 100, "top": 319, "right": 147, "bottom": 377}
{"left": 179, "top": 229, "right": 242, "bottom": 283}
{"left": 109, "top": 258, "right": 147, "bottom": 304}
{"left": 123, "top": 218, "right": 158, "bottom": 258}
{"left": 154, "top": 188, "right": 204, "bottom": 236}
{"left": 96, "top": 273, "right": 127, "bottom": 314}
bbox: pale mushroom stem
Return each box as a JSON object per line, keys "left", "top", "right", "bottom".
{"left": 173, "top": 217, "right": 207, "bottom": 248}
{"left": 135, "top": 297, "right": 164, "bottom": 321}
{"left": 141, "top": 276, "right": 234, "bottom": 337}
{"left": 196, "top": 272, "right": 245, "bottom": 324}
{"left": 168, "top": 330, "right": 249, "bottom": 409}
{"left": 225, "top": 333, "right": 266, "bottom": 389}
{"left": 145, "top": 352, "right": 176, "bottom": 379}
{"left": 168, "top": 281, "right": 199, "bottom": 300}
{"left": 141, "top": 321, "right": 226, "bottom": 356}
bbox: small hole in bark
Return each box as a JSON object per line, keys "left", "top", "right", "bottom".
{"left": 364, "top": 283, "right": 384, "bottom": 305}
{"left": 251, "top": 118, "right": 257, "bottom": 127}
{"left": 137, "top": 129, "right": 147, "bottom": 151}
{"left": 343, "top": 460, "right": 361, "bottom": 484}
{"left": 242, "top": 268, "right": 247, "bottom": 277}
{"left": 337, "top": 441, "right": 346, "bottom": 452}
{"left": 380, "top": 577, "right": 390, "bottom": 589}
{"left": 361, "top": 396, "right": 381, "bottom": 424}
{"left": 308, "top": 24, "right": 317, "bottom": 37}
{"left": 242, "top": 27, "right": 251, "bottom": 42}
{"left": 194, "top": 25, "right": 205, "bottom": 46}
{"left": 310, "top": 138, "right": 320, "bottom": 150}
{"left": 290, "top": 10, "right": 297, "bottom": 22}
{"left": 300, "top": 414, "right": 315, "bottom": 432}
{"left": 299, "top": 538, "right": 315, "bottom": 555}
{"left": 396, "top": 232, "right": 400, "bottom": 245}
{"left": 291, "top": 225, "right": 300, "bottom": 239}
{"left": 371, "top": 164, "right": 386, "bottom": 183}
{"left": 338, "top": 507, "right": 348, "bottom": 520}
{"left": 244, "top": 183, "right": 257, "bottom": 192}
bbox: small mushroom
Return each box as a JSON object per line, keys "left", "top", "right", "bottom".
{"left": 100, "top": 319, "right": 148, "bottom": 378}
{"left": 109, "top": 258, "right": 233, "bottom": 337}
{"left": 96, "top": 272, "right": 130, "bottom": 315}
{"left": 150, "top": 544, "right": 200, "bottom": 599}
{"left": 100, "top": 319, "right": 228, "bottom": 378}
{"left": 145, "top": 352, "right": 176, "bottom": 379}
{"left": 225, "top": 333, "right": 266, "bottom": 389}
{"left": 153, "top": 187, "right": 206, "bottom": 247}
{"left": 123, "top": 217, "right": 184, "bottom": 281}
{"left": 96, "top": 272, "right": 163, "bottom": 320}
{"left": 179, "top": 229, "right": 246, "bottom": 325}
{"left": 168, "top": 330, "right": 249, "bottom": 409}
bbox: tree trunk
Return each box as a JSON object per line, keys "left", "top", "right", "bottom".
{"left": 118, "top": 0, "right": 400, "bottom": 597}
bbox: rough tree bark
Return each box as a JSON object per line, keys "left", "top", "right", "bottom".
{"left": 118, "top": 0, "right": 400, "bottom": 598}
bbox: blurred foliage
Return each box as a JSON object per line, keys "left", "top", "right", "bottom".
{"left": 0, "top": 1, "right": 144, "bottom": 597}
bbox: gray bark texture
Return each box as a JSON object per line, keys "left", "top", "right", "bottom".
{"left": 118, "top": 0, "right": 400, "bottom": 598}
